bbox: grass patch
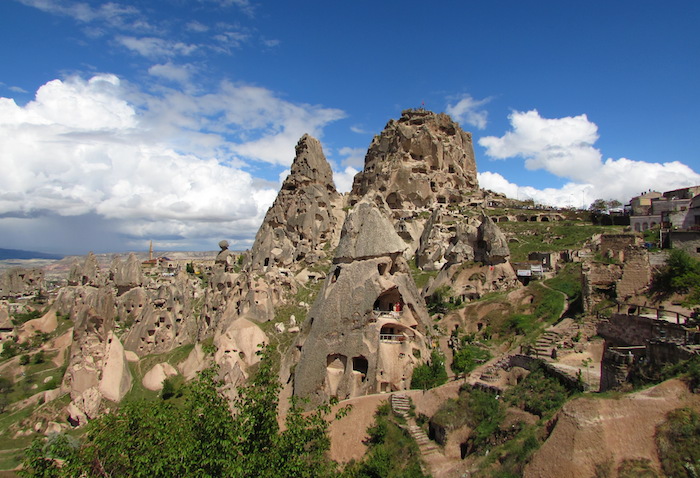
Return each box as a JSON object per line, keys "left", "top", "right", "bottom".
{"left": 408, "top": 259, "right": 439, "bottom": 290}
{"left": 504, "top": 365, "right": 572, "bottom": 418}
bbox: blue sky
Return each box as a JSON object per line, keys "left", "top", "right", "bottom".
{"left": 1, "top": 0, "right": 699, "bottom": 255}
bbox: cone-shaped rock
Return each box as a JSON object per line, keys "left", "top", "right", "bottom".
{"left": 293, "top": 199, "right": 431, "bottom": 406}
{"left": 248, "top": 134, "right": 345, "bottom": 271}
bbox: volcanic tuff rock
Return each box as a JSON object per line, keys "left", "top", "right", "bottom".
{"left": 0, "top": 267, "right": 44, "bottom": 298}
{"left": 111, "top": 253, "right": 144, "bottom": 295}
{"left": 350, "top": 109, "right": 478, "bottom": 211}
{"left": 248, "top": 134, "right": 345, "bottom": 271}
{"left": 121, "top": 273, "right": 201, "bottom": 356}
{"left": 68, "top": 252, "right": 102, "bottom": 286}
{"left": 293, "top": 200, "right": 432, "bottom": 406}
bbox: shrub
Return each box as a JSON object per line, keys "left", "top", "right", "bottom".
{"left": 410, "top": 349, "right": 447, "bottom": 390}
{"left": 451, "top": 345, "right": 491, "bottom": 376}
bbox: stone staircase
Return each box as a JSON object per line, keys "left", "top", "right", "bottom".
{"left": 533, "top": 330, "right": 562, "bottom": 359}
{"left": 391, "top": 394, "right": 439, "bottom": 456}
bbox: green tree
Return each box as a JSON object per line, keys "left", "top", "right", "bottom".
{"left": 650, "top": 249, "right": 700, "bottom": 306}
{"left": 451, "top": 345, "right": 491, "bottom": 377}
{"left": 21, "top": 347, "right": 347, "bottom": 478}
{"left": 410, "top": 349, "right": 448, "bottom": 390}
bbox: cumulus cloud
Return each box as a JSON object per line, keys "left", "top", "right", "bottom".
{"left": 446, "top": 94, "right": 491, "bottom": 130}
{"left": 333, "top": 166, "right": 360, "bottom": 193}
{"left": 0, "top": 74, "right": 344, "bottom": 252}
{"left": 478, "top": 110, "right": 700, "bottom": 206}
{"left": 338, "top": 147, "right": 365, "bottom": 169}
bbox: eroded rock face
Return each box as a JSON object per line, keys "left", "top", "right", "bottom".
{"left": 59, "top": 286, "right": 131, "bottom": 421}
{"left": 0, "top": 267, "right": 45, "bottom": 298}
{"left": 350, "top": 109, "right": 478, "bottom": 211}
{"left": 582, "top": 234, "right": 651, "bottom": 310}
{"left": 68, "top": 252, "right": 102, "bottom": 287}
{"left": 293, "top": 200, "right": 432, "bottom": 406}
{"left": 248, "top": 134, "right": 345, "bottom": 271}
{"left": 121, "top": 274, "right": 201, "bottom": 357}
{"left": 111, "top": 253, "right": 143, "bottom": 294}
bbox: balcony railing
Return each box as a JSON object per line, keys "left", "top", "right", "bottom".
{"left": 379, "top": 334, "right": 407, "bottom": 343}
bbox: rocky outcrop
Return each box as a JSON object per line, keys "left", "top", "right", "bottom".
{"left": 59, "top": 286, "right": 132, "bottom": 422}
{"left": 68, "top": 252, "right": 102, "bottom": 286}
{"left": 121, "top": 274, "right": 201, "bottom": 357}
{"left": 248, "top": 134, "right": 345, "bottom": 271}
{"left": 215, "top": 240, "right": 237, "bottom": 271}
{"left": 350, "top": 109, "right": 478, "bottom": 212}
{"left": 111, "top": 253, "right": 143, "bottom": 294}
{"left": 0, "top": 267, "right": 45, "bottom": 298}
{"left": 293, "top": 200, "right": 432, "bottom": 406}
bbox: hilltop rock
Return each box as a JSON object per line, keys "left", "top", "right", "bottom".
{"left": 248, "top": 134, "right": 345, "bottom": 271}
{"left": 293, "top": 200, "right": 432, "bottom": 406}
{"left": 334, "top": 201, "right": 407, "bottom": 261}
{"left": 350, "top": 108, "right": 478, "bottom": 211}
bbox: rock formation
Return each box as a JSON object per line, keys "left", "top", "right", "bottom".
{"left": 215, "top": 240, "right": 236, "bottom": 271}
{"left": 582, "top": 234, "right": 651, "bottom": 310}
{"left": 248, "top": 134, "right": 345, "bottom": 271}
{"left": 293, "top": 200, "right": 432, "bottom": 405}
{"left": 111, "top": 253, "right": 144, "bottom": 295}
{"left": 350, "top": 108, "right": 478, "bottom": 212}
{"left": 68, "top": 252, "right": 102, "bottom": 287}
{"left": 0, "top": 267, "right": 45, "bottom": 298}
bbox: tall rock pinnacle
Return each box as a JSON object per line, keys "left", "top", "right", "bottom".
{"left": 248, "top": 134, "right": 345, "bottom": 271}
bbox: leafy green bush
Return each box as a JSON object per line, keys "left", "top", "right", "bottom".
{"left": 342, "top": 402, "right": 427, "bottom": 478}
{"left": 21, "top": 348, "right": 347, "bottom": 478}
{"left": 650, "top": 249, "right": 700, "bottom": 306}
{"left": 451, "top": 345, "right": 491, "bottom": 376}
{"left": 504, "top": 365, "right": 570, "bottom": 417}
{"left": 410, "top": 349, "right": 448, "bottom": 390}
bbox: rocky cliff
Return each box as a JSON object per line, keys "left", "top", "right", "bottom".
{"left": 350, "top": 108, "right": 478, "bottom": 211}
{"left": 247, "top": 134, "right": 345, "bottom": 272}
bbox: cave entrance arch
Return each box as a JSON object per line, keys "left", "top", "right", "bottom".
{"left": 373, "top": 287, "right": 404, "bottom": 312}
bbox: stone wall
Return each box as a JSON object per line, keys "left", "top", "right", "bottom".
{"left": 597, "top": 313, "right": 689, "bottom": 346}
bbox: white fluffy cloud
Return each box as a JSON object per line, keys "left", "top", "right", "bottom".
{"left": 446, "top": 94, "right": 491, "bottom": 130}
{"left": 0, "top": 74, "right": 343, "bottom": 252}
{"left": 478, "top": 110, "right": 700, "bottom": 206}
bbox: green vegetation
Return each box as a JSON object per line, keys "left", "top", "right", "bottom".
{"left": 410, "top": 349, "right": 448, "bottom": 390}
{"left": 408, "top": 259, "right": 439, "bottom": 290}
{"left": 499, "top": 222, "right": 622, "bottom": 262}
{"left": 630, "top": 355, "right": 700, "bottom": 392}
{"left": 544, "top": 263, "right": 583, "bottom": 314}
{"left": 617, "top": 458, "right": 659, "bottom": 478}
{"left": 451, "top": 344, "right": 491, "bottom": 377}
{"left": 341, "top": 402, "right": 427, "bottom": 478}
{"left": 11, "top": 309, "right": 42, "bottom": 326}
{"left": 649, "top": 248, "right": 700, "bottom": 307}
{"left": 503, "top": 365, "right": 571, "bottom": 417}
{"left": 20, "top": 348, "right": 348, "bottom": 478}
{"left": 655, "top": 407, "right": 700, "bottom": 478}
{"left": 426, "top": 285, "right": 462, "bottom": 315}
